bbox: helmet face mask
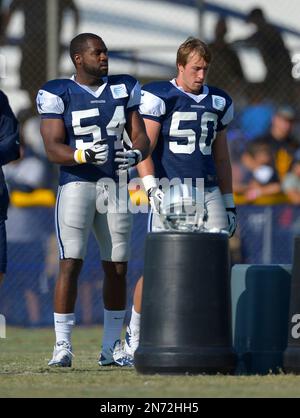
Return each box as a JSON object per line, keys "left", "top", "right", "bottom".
{"left": 163, "top": 211, "right": 203, "bottom": 232}
{"left": 160, "top": 184, "right": 205, "bottom": 232}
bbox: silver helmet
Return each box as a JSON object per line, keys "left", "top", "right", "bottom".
{"left": 160, "top": 184, "right": 205, "bottom": 232}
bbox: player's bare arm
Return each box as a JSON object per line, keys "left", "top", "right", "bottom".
{"left": 213, "top": 129, "right": 237, "bottom": 237}
{"left": 40, "top": 118, "right": 76, "bottom": 165}
{"left": 41, "top": 118, "right": 108, "bottom": 166}
{"left": 137, "top": 118, "right": 163, "bottom": 213}
{"left": 136, "top": 118, "right": 161, "bottom": 179}
{"left": 212, "top": 130, "right": 233, "bottom": 195}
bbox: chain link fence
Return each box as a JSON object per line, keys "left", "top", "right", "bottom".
{"left": 1, "top": 0, "right": 300, "bottom": 325}
{"left": 2, "top": 1, "right": 300, "bottom": 109}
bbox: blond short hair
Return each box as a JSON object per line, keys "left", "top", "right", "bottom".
{"left": 176, "top": 37, "right": 211, "bottom": 67}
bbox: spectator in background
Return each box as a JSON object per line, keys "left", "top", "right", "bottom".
{"left": 21, "top": 114, "right": 58, "bottom": 191}
{"left": 3, "top": 0, "right": 79, "bottom": 105}
{"left": 282, "top": 150, "right": 300, "bottom": 204}
{"left": 253, "top": 105, "right": 299, "bottom": 181}
{"left": 227, "top": 85, "right": 275, "bottom": 167}
{"left": 0, "top": 90, "right": 20, "bottom": 286}
{"left": 234, "top": 140, "right": 281, "bottom": 203}
{"left": 3, "top": 118, "right": 56, "bottom": 324}
{"left": 238, "top": 84, "right": 274, "bottom": 141}
{"left": 233, "top": 8, "right": 294, "bottom": 105}
{"left": 207, "top": 16, "right": 246, "bottom": 99}
{"left": 4, "top": 140, "right": 55, "bottom": 194}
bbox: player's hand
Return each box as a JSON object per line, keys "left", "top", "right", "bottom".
{"left": 74, "top": 141, "right": 109, "bottom": 165}
{"left": 84, "top": 141, "right": 109, "bottom": 165}
{"left": 226, "top": 207, "right": 237, "bottom": 238}
{"left": 148, "top": 187, "right": 164, "bottom": 213}
{"left": 114, "top": 149, "right": 142, "bottom": 171}
{"left": 222, "top": 193, "right": 237, "bottom": 238}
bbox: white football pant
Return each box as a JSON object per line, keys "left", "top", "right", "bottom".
{"left": 55, "top": 181, "right": 132, "bottom": 262}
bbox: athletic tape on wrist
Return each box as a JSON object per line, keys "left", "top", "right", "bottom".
{"left": 74, "top": 149, "right": 86, "bottom": 164}
{"left": 142, "top": 175, "right": 158, "bottom": 192}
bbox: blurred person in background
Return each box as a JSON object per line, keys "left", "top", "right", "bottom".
{"left": 3, "top": 0, "right": 79, "bottom": 106}
{"left": 252, "top": 105, "right": 299, "bottom": 181}
{"left": 3, "top": 113, "right": 56, "bottom": 324}
{"left": 37, "top": 33, "right": 150, "bottom": 368}
{"left": 282, "top": 150, "right": 300, "bottom": 204}
{"left": 124, "top": 37, "right": 236, "bottom": 360}
{"left": 232, "top": 7, "right": 294, "bottom": 105}
{"left": 0, "top": 89, "right": 20, "bottom": 287}
{"left": 207, "top": 16, "right": 246, "bottom": 100}
{"left": 237, "top": 84, "right": 274, "bottom": 141}
{"left": 233, "top": 140, "right": 282, "bottom": 204}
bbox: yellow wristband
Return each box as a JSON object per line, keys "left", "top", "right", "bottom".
{"left": 74, "top": 149, "right": 86, "bottom": 164}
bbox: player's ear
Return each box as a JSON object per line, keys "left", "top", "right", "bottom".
{"left": 178, "top": 63, "right": 184, "bottom": 73}
{"left": 74, "top": 53, "right": 82, "bottom": 66}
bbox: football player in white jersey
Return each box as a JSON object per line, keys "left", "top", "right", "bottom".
{"left": 37, "top": 33, "right": 150, "bottom": 367}
{"left": 124, "top": 37, "right": 237, "bottom": 358}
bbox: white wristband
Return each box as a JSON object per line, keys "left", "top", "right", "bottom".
{"left": 142, "top": 175, "right": 158, "bottom": 192}
{"left": 222, "top": 193, "right": 235, "bottom": 208}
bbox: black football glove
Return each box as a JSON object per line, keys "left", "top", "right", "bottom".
{"left": 74, "top": 140, "right": 108, "bottom": 165}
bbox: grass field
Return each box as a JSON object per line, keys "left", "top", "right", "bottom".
{"left": 1, "top": 326, "right": 300, "bottom": 398}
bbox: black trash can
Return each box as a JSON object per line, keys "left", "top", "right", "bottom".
{"left": 134, "top": 232, "right": 236, "bottom": 374}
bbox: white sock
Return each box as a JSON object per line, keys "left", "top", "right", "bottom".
{"left": 102, "top": 309, "right": 126, "bottom": 351}
{"left": 54, "top": 312, "right": 75, "bottom": 345}
{"left": 129, "top": 306, "right": 141, "bottom": 331}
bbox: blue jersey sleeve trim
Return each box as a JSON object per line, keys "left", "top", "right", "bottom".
{"left": 142, "top": 114, "right": 162, "bottom": 123}
{"left": 127, "top": 104, "right": 139, "bottom": 112}
{"left": 41, "top": 113, "right": 64, "bottom": 119}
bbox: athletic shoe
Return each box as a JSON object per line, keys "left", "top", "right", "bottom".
{"left": 98, "top": 339, "right": 133, "bottom": 367}
{"left": 48, "top": 340, "right": 73, "bottom": 367}
{"left": 98, "top": 347, "right": 114, "bottom": 366}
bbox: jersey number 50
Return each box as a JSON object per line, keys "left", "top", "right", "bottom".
{"left": 169, "top": 111, "right": 218, "bottom": 155}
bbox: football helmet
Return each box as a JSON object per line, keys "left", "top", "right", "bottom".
{"left": 160, "top": 184, "right": 205, "bottom": 232}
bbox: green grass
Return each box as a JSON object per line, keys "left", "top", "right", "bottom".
{"left": 1, "top": 326, "right": 300, "bottom": 398}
